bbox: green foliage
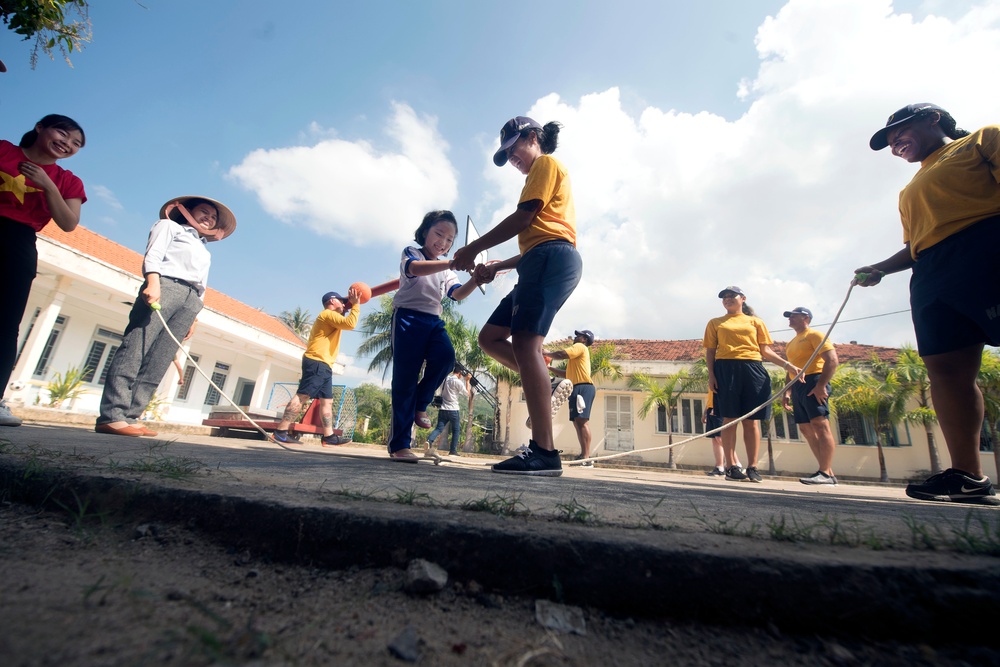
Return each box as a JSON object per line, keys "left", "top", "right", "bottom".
{"left": 45, "top": 364, "right": 89, "bottom": 408}
{"left": 277, "top": 306, "right": 312, "bottom": 340}
{"left": 2, "top": 0, "right": 92, "bottom": 68}
{"left": 352, "top": 383, "right": 391, "bottom": 445}
{"left": 554, "top": 497, "right": 595, "bottom": 523}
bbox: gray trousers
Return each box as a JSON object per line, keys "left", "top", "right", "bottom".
{"left": 98, "top": 279, "right": 202, "bottom": 424}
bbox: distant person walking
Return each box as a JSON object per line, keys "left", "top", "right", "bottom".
{"left": 781, "top": 307, "right": 840, "bottom": 485}
{"left": 425, "top": 366, "right": 471, "bottom": 457}
{"left": 1, "top": 114, "right": 87, "bottom": 427}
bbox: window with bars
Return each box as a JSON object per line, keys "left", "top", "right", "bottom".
{"left": 835, "top": 409, "right": 910, "bottom": 447}
{"left": 32, "top": 315, "right": 67, "bottom": 378}
{"left": 176, "top": 355, "right": 200, "bottom": 401}
{"left": 204, "top": 361, "right": 230, "bottom": 406}
{"left": 772, "top": 413, "right": 800, "bottom": 441}
{"left": 81, "top": 328, "right": 123, "bottom": 384}
{"left": 656, "top": 397, "right": 705, "bottom": 435}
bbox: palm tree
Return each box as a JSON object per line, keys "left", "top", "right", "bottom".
{"left": 278, "top": 306, "right": 313, "bottom": 340}
{"left": 628, "top": 369, "right": 694, "bottom": 468}
{"left": 355, "top": 293, "right": 396, "bottom": 380}
{"left": 872, "top": 346, "right": 941, "bottom": 474}
{"left": 352, "top": 382, "right": 392, "bottom": 445}
{"left": 446, "top": 313, "right": 492, "bottom": 452}
{"left": 488, "top": 359, "right": 521, "bottom": 453}
{"left": 977, "top": 349, "right": 1000, "bottom": 478}
{"left": 589, "top": 341, "right": 624, "bottom": 382}
{"left": 831, "top": 368, "right": 909, "bottom": 482}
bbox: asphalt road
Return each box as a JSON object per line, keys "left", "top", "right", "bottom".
{"left": 2, "top": 422, "right": 999, "bottom": 645}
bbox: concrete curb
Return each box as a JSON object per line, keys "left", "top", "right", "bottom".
{"left": 3, "top": 457, "right": 998, "bottom": 646}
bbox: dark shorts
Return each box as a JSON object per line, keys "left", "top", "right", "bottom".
{"left": 296, "top": 356, "right": 334, "bottom": 399}
{"left": 569, "top": 383, "right": 595, "bottom": 420}
{"left": 714, "top": 359, "right": 771, "bottom": 421}
{"left": 791, "top": 374, "right": 831, "bottom": 423}
{"left": 910, "top": 215, "right": 1000, "bottom": 357}
{"left": 705, "top": 405, "right": 724, "bottom": 433}
{"left": 486, "top": 240, "right": 582, "bottom": 337}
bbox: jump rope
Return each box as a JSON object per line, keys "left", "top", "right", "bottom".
{"left": 148, "top": 204, "right": 870, "bottom": 467}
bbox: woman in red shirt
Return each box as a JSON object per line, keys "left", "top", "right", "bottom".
{"left": 0, "top": 115, "right": 87, "bottom": 426}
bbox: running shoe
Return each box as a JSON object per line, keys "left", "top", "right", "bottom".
{"left": 800, "top": 471, "right": 838, "bottom": 485}
{"left": 0, "top": 400, "right": 22, "bottom": 427}
{"left": 746, "top": 466, "right": 763, "bottom": 483}
{"left": 905, "top": 468, "right": 999, "bottom": 505}
{"left": 706, "top": 467, "right": 726, "bottom": 477}
{"left": 272, "top": 430, "right": 302, "bottom": 444}
{"left": 724, "top": 465, "right": 747, "bottom": 481}
{"left": 526, "top": 378, "right": 573, "bottom": 428}
{"left": 321, "top": 434, "right": 350, "bottom": 446}
{"left": 492, "top": 441, "right": 563, "bottom": 477}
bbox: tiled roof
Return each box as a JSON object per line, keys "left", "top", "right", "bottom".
{"left": 552, "top": 338, "right": 899, "bottom": 364}
{"left": 38, "top": 224, "right": 305, "bottom": 349}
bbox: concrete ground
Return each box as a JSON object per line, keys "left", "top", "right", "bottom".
{"left": 2, "top": 419, "right": 999, "bottom": 647}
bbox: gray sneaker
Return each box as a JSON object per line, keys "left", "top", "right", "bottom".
{"left": 0, "top": 400, "right": 22, "bottom": 427}
{"left": 800, "top": 470, "right": 838, "bottom": 485}
{"left": 746, "top": 466, "right": 763, "bottom": 483}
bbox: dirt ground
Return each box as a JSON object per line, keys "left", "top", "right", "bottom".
{"left": 2, "top": 502, "right": 996, "bottom": 667}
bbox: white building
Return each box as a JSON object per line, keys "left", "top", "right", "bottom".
{"left": 7, "top": 224, "right": 307, "bottom": 426}
{"left": 495, "top": 339, "right": 999, "bottom": 481}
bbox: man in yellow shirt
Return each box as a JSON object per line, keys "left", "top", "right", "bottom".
{"left": 274, "top": 287, "right": 361, "bottom": 445}
{"left": 781, "top": 307, "right": 839, "bottom": 485}
{"left": 547, "top": 329, "right": 596, "bottom": 466}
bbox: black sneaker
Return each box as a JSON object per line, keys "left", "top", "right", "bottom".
{"left": 273, "top": 429, "right": 302, "bottom": 444}
{"left": 706, "top": 467, "right": 726, "bottom": 476}
{"left": 800, "top": 470, "right": 838, "bottom": 485}
{"left": 905, "top": 468, "right": 999, "bottom": 505}
{"left": 321, "top": 434, "right": 350, "bottom": 446}
{"left": 724, "top": 465, "right": 747, "bottom": 481}
{"left": 492, "top": 441, "right": 563, "bottom": 477}
{"left": 746, "top": 466, "right": 763, "bottom": 483}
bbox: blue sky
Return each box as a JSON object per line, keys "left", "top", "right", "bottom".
{"left": 3, "top": 0, "right": 999, "bottom": 386}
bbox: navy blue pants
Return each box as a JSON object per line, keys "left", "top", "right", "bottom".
{"left": 427, "top": 409, "right": 461, "bottom": 454}
{"left": 388, "top": 308, "right": 455, "bottom": 453}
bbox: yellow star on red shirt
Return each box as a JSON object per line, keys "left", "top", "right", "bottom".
{"left": 0, "top": 170, "right": 41, "bottom": 204}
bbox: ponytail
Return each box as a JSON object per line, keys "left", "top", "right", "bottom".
{"left": 741, "top": 303, "right": 756, "bottom": 317}
{"left": 533, "top": 121, "right": 563, "bottom": 155}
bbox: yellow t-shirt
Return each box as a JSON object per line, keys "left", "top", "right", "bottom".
{"left": 303, "top": 304, "right": 359, "bottom": 366}
{"left": 564, "top": 342, "right": 592, "bottom": 385}
{"left": 703, "top": 313, "right": 772, "bottom": 361}
{"left": 517, "top": 154, "right": 577, "bottom": 254}
{"left": 784, "top": 328, "right": 834, "bottom": 375}
{"left": 900, "top": 125, "right": 1000, "bottom": 259}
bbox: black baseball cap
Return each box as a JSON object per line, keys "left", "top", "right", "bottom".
{"left": 783, "top": 307, "right": 813, "bottom": 319}
{"left": 322, "top": 291, "right": 347, "bottom": 306}
{"left": 869, "top": 103, "right": 946, "bottom": 151}
{"left": 574, "top": 329, "right": 595, "bottom": 346}
{"left": 718, "top": 285, "right": 745, "bottom": 298}
{"left": 493, "top": 116, "right": 542, "bottom": 166}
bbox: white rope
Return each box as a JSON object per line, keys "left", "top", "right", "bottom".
{"left": 150, "top": 305, "right": 310, "bottom": 454}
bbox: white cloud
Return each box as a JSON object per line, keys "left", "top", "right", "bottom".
{"left": 226, "top": 102, "right": 458, "bottom": 246}
{"left": 90, "top": 184, "right": 123, "bottom": 210}
{"left": 475, "top": 0, "right": 1000, "bottom": 348}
